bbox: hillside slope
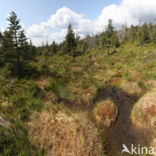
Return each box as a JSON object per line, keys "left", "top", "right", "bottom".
{"left": 0, "top": 43, "right": 156, "bottom": 155}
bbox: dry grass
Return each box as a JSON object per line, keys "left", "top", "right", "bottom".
{"left": 44, "top": 91, "right": 58, "bottom": 102}
{"left": 93, "top": 99, "right": 118, "bottom": 128}
{"left": 70, "top": 86, "right": 97, "bottom": 107}
{"left": 110, "top": 77, "right": 123, "bottom": 87}
{"left": 148, "top": 80, "right": 156, "bottom": 91}
{"left": 0, "top": 115, "right": 10, "bottom": 128}
{"left": 0, "top": 97, "right": 9, "bottom": 108}
{"left": 151, "top": 138, "right": 156, "bottom": 156}
{"left": 81, "top": 87, "right": 97, "bottom": 106}
{"left": 131, "top": 89, "right": 156, "bottom": 156}
{"left": 28, "top": 111, "right": 103, "bottom": 156}
{"left": 131, "top": 92, "right": 156, "bottom": 129}
{"left": 71, "top": 67, "right": 83, "bottom": 73}
{"left": 37, "top": 77, "right": 51, "bottom": 89}
{"left": 120, "top": 80, "right": 143, "bottom": 95}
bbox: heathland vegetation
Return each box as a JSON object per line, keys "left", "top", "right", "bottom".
{"left": 0, "top": 12, "right": 156, "bottom": 155}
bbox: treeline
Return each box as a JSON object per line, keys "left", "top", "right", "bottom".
{"left": 40, "top": 19, "right": 120, "bottom": 57}
{"left": 123, "top": 23, "right": 156, "bottom": 44}
{"left": 0, "top": 12, "right": 156, "bottom": 79}
{"left": 40, "top": 19, "right": 156, "bottom": 57}
{"left": 80, "top": 21, "right": 156, "bottom": 51}
{"left": 39, "top": 23, "right": 88, "bottom": 58}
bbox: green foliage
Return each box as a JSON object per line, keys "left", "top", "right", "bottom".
{"left": 139, "top": 23, "right": 151, "bottom": 44}
{"left": 40, "top": 64, "right": 51, "bottom": 76}
{"left": 0, "top": 123, "right": 39, "bottom": 156}
{"left": 101, "top": 19, "right": 119, "bottom": 52}
{"left": 129, "top": 25, "right": 138, "bottom": 41}
{"left": 29, "top": 40, "right": 37, "bottom": 57}
{"left": 1, "top": 12, "right": 36, "bottom": 79}
{"left": 51, "top": 41, "right": 58, "bottom": 54}
{"left": 64, "top": 24, "right": 77, "bottom": 55}
{"left": 126, "top": 22, "right": 156, "bottom": 45}
{"left": 29, "top": 84, "right": 44, "bottom": 98}
{"left": 8, "top": 84, "right": 44, "bottom": 121}
{"left": 44, "top": 79, "right": 70, "bottom": 101}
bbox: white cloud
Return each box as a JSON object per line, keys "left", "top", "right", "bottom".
{"left": 75, "top": 19, "right": 94, "bottom": 34}
{"left": 94, "top": 4, "right": 135, "bottom": 32}
{"left": 50, "top": 29, "right": 67, "bottom": 43}
{"left": 95, "top": 0, "right": 156, "bottom": 32}
{"left": 27, "top": 0, "right": 156, "bottom": 46}
{"left": 26, "top": 7, "right": 93, "bottom": 46}
{"left": 123, "top": 0, "right": 156, "bottom": 22}
{"left": 41, "top": 7, "right": 83, "bottom": 29}
{"left": 27, "top": 24, "right": 47, "bottom": 38}
{"left": 0, "top": 28, "right": 5, "bottom": 33}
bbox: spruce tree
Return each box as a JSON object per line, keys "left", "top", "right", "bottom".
{"left": 101, "top": 19, "right": 119, "bottom": 53}
{"left": 29, "top": 39, "right": 37, "bottom": 58}
{"left": 140, "top": 23, "right": 150, "bottom": 44}
{"left": 2, "top": 12, "right": 32, "bottom": 78}
{"left": 106, "top": 19, "right": 114, "bottom": 38}
{"left": 0, "top": 31, "right": 3, "bottom": 66}
{"left": 129, "top": 25, "right": 137, "bottom": 41}
{"left": 44, "top": 41, "right": 50, "bottom": 61}
{"left": 102, "top": 19, "right": 114, "bottom": 53}
{"left": 65, "top": 24, "right": 77, "bottom": 55}
{"left": 51, "top": 41, "right": 58, "bottom": 54}
{"left": 152, "top": 24, "right": 156, "bottom": 43}
{"left": 0, "top": 31, "right": 2, "bottom": 45}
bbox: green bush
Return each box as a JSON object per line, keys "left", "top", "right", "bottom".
{"left": 29, "top": 84, "right": 44, "bottom": 98}
{"left": 0, "top": 123, "right": 39, "bottom": 156}
{"left": 8, "top": 84, "right": 44, "bottom": 121}
{"left": 11, "top": 96, "right": 27, "bottom": 107}
{"left": 40, "top": 64, "right": 50, "bottom": 75}
{"left": 29, "top": 99, "right": 42, "bottom": 112}
{"left": 24, "top": 65, "right": 40, "bottom": 79}
{"left": 44, "top": 79, "right": 70, "bottom": 101}
{"left": 18, "top": 106, "right": 30, "bottom": 121}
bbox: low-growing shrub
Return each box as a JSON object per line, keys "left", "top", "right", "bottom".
{"left": 8, "top": 84, "right": 44, "bottom": 121}
{"left": 0, "top": 123, "right": 39, "bottom": 155}
{"left": 29, "top": 84, "right": 44, "bottom": 98}
{"left": 44, "top": 79, "right": 70, "bottom": 101}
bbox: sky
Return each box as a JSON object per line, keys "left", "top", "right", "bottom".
{"left": 0, "top": 0, "right": 156, "bottom": 46}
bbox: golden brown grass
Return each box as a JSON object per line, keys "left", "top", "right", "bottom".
{"left": 37, "top": 77, "right": 51, "bottom": 89}
{"left": 93, "top": 99, "right": 118, "bottom": 128}
{"left": 148, "top": 80, "right": 156, "bottom": 91}
{"left": 131, "top": 92, "right": 156, "bottom": 129}
{"left": 28, "top": 110, "right": 103, "bottom": 156}
{"left": 120, "top": 80, "right": 143, "bottom": 95}
{"left": 151, "top": 138, "right": 156, "bottom": 156}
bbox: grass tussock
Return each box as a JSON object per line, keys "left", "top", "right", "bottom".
{"left": 28, "top": 111, "right": 103, "bottom": 156}
{"left": 131, "top": 92, "right": 156, "bottom": 129}
{"left": 93, "top": 99, "right": 118, "bottom": 128}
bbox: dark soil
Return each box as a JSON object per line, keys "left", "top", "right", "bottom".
{"left": 93, "top": 86, "right": 151, "bottom": 156}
